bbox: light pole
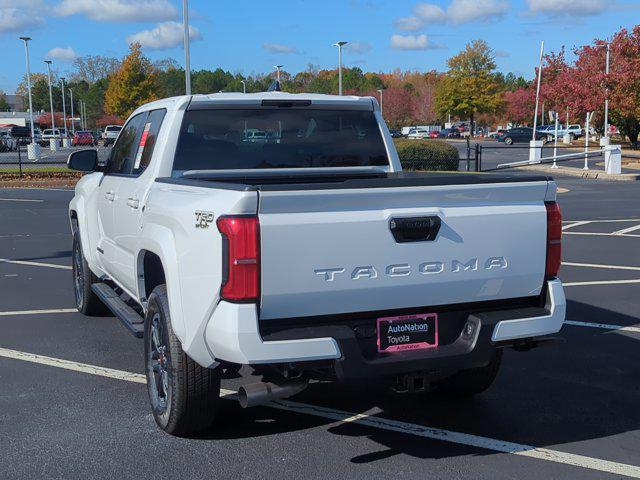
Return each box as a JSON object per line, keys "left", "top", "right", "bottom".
{"left": 69, "top": 89, "right": 75, "bottom": 135}
{"left": 532, "top": 41, "right": 544, "bottom": 140}
{"left": 274, "top": 65, "right": 283, "bottom": 83}
{"left": 240, "top": 80, "right": 246, "bottom": 94}
{"left": 333, "top": 41, "right": 348, "bottom": 96}
{"left": 44, "top": 60, "right": 56, "bottom": 131}
{"left": 596, "top": 42, "right": 611, "bottom": 141}
{"left": 19, "top": 37, "right": 35, "bottom": 140}
{"left": 60, "top": 77, "right": 68, "bottom": 139}
{"left": 182, "top": 0, "right": 191, "bottom": 94}
{"left": 377, "top": 89, "right": 383, "bottom": 115}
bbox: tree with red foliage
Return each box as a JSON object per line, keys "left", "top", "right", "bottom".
{"left": 35, "top": 112, "right": 66, "bottom": 129}
{"left": 95, "top": 114, "right": 124, "bottom": 128}
{"left": 504, "top": 87, "right": 535, "bottom": 125}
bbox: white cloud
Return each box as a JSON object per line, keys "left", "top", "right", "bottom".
{"left": 396, "top": 0, "right": 509, "bottom": 29}
{"left": 390, "top": 34, "right": 430, "bottom": 50}
{"left": 447, "top": 0, "right": 509, "bottom": 23}
{"left": 526, "top": 0, "right": 606, "bottom": 15}
{"left": 56, "top": 0, "right": 178, "bottom": 22}
{"left": 127, "top": 21, "right": 202, "bottom": 50}
{"left": 414, "top": 3, "right": 447, "bottom": 22}
{"left": 47, "top": 46, "right": 78, "bottom": 62}
{"left": 345, "top": 42, "right": 372, "bottom": 54}
{"left": 262, "top": 43, "right": 299, "bottom": 54}
{"left": 0, "top": 2, "right": 44, "bottom": 34}
{"left": 394, "top": 16, "right": 424, "bottom": 31}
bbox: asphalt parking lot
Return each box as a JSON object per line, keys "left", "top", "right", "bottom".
{"left": 1, "top": 175, "right": 639, "bottom": 479}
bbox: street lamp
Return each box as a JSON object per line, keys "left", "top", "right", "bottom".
{"left": 182, "top": 0, "right": 191, "bottom": 94}
{"left": 69, "top": 88, "right": 75, "bottom": 135}
{"left": 60, "top": 77, "right": 68, "bottom": 139}
{"left": 19, "top": 37, "right": 35, "bottom": 140}
{"left": 377, "top": 89, "right": 384, "bottom": 115}
{"left": 595, "top": 42, "right": 611, "bottom": 142}
{"left": 274, "top": 65, "right": 283, "bottom": 83}
{"left": 44, "top": 60, "right": 56, "bottom": 132}
{"left": 532, "top": 41, "right": 544, "bottom": 140}
{"left": 240, "top": 80, "right": 246, "bottom": 94}
{"left": 333, "top": 41, "right": 348, "bottom": 96}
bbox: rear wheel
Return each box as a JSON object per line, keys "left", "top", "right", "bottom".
{"left": 72, "top": 230, "right": 107, "bottom": 315}
{"left": 504, "top": 137, "right": 513, "bottom": 145}
{"left": 431, "top": 350, "right": 502, "bottom": 398}
{"left": 144, "top": 285, "right": 221, "bottom": 436}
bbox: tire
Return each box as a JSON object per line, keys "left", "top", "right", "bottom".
{"left": 72, "top": 230, "right": 107, "bottom": 315}
{"left": 504, "top": 137, "right": 513, "bottom": 145}
{"left": 144, "top": 285, "right": 221, "bottom": 436}
{"left": 431, "top": 350, "right": 502, "bottom": 398}
{"left": 569, "top": 133, "right": 575, "bottom": 142}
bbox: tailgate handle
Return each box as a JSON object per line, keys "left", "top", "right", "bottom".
{"left": 389, "top": 216, "right": 441, "bottom": 243}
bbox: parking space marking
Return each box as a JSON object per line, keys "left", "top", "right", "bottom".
{"left": 0, "top": 258, "right": 72, "bottom": 270}
{"left": 562, "top": 221, "right": 591, "bottom": 231}
{"left": 0, "top": 198, "right": 44, "bottom": 203}
{"left": 565, "top": 320, "right": 640, "bottom": 334}
{"left": 564, "top": 279, "right": 640, "bottom": 287}
{"left": 612, "top": 224, "right": 640, "bottom": 236}
{"left": 0, "top": 308, "right": 77, "bottom": 317}
{"left": 562, "top": 262, "right": 640, "bottom": 272}
{"left": 1, "top": 347, "right": 639, "bottom": 478}
{"left": 563, "top": 232, "right": 640, "bottom": 238}
{"left": 563, "top": 219, "right": 640, "bottom": 223}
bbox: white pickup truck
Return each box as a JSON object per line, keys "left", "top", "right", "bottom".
{"left": 68, "top": 92, "right": 566, "bottom": 436}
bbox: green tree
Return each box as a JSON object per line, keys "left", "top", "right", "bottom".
{"left": 104, "top": 43, "right": 159, "bottom": 119}
{"left": 435, "top": 40, "right": 503, "bottom": 132}
{"left": 0, "top": 91, "right": 10, "bottom": 111}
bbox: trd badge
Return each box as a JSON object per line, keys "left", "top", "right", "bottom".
{"left": 195, "top": 211, "right": 214, "bottom": 229}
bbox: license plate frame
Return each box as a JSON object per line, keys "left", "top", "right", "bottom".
{"left": 377, "top": 313, "right": 438, "bottom": 353}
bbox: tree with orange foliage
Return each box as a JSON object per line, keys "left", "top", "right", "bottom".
{"left": 104, "top": 43, "right": 159, "bottom": 119}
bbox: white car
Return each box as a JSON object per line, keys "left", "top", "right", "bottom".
{"left": 68, "top": 92, "right": 566, "bottom": 436}
{"left": 407, "top": 128, "right": 429, "bottom": 139}
{"left": 102, "top": 125, "right": 123, "bottom": 147}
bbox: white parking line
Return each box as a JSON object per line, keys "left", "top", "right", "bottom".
{"left": 0, "top": 308, "right": 77, "bottom": 317}
{"left": 563, "top": 232, "right": 640, "bottom": 238}
{"left": 0, "top": 347, "right": 639, "bottom": 478}
{"left": 0, "top": 198, "right": 44, "bottom": 203}
{"left": 0, "top": 258, "right": 71, "bottom": 270}
{"left": 564, "top": 279, "right": 640, "bottom": 287}
{"left": 612, "top": 224, "right": 640, "bottom": 236}
{"left": 562, "top": 262, "right": 640, "bottom": 272}
{"left": 565, "top": 320, "right": 640, "bottom": 334}
{"left": 563, "top": 219, "right": 640, "bottom": 223}
{"left": 562, "top": 221, "right": 591, "bottom": 231}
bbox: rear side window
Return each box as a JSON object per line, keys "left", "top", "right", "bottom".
{"left": 108, "top": 113, "right": 147, "bottom": 175}
{"left": 172, "top": 109, "right": 388, "bottom": 174}
{"left": 133, "top": 109, "right": 166, "bottom": 175}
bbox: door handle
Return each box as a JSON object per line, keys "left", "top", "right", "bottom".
{"left": 127, "top": 197, "right": 140, "bottom": 209}
{"left": 104, "top": 191, "right": 115, "bottom": 202}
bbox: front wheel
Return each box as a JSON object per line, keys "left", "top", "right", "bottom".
{"left": 504, "top": 137, "right": 513, "bottom": 145}
{"left": 145, "top": 285, "right": 221, "bottom": 436}
{"left": 431, "top": 350, "right": 502, "bottom": 398}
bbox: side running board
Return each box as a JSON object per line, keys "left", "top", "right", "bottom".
{"left": 91, "top": 283, "right": 144, "bottom": 338}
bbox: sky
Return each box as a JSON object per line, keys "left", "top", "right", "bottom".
{"left": 1, "top": 0, "right": 639, "bottom": 94}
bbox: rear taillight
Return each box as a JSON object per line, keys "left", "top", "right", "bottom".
{"left": 545, "top": 202, "right": 562, "bottom": 279}
{"left": 216, "top": 216, "right": 260, "bottom": 302}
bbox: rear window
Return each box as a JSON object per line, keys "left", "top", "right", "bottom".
{"left": 172, "top": 109, "right": 388, "bottom": 174}
{"left": 106, "top": 126, "right": 122, "bottom": 132}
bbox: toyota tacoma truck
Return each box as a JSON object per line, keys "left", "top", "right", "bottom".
{"left": 68, "top": 92, "right": 566, "bottom": 436}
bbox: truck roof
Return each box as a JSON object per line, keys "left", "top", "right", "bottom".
{"left": 132, "top": 91, "right": 377, "bottom": 116}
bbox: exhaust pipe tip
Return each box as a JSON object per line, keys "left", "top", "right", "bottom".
{"left": 238, "top": 380, "right": 308, "bottom": 408}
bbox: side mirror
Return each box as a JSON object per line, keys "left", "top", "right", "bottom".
{"left": 68, "top": 149, "right": 98, "bottom": 172}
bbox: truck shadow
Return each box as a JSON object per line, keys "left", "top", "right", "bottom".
{"left": 198, "top": 299, "right": 639, "bottom": 465}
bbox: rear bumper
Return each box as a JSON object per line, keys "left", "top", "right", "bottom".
{"left": 205, "top": 280, "right": 565, "bottom": 379}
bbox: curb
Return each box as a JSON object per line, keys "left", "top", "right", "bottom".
{"left": 517, "top": 164, "right": 640, "bottom": 182}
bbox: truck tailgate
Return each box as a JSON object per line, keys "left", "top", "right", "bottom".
{"left": 258, "top": 180, "right": 550, "bottom": 320}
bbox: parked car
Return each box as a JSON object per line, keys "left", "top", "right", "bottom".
{"left": 0, "top": 130, "right": 18, "bottom": 152}
{"left": 438, "top": 128, "right": 461, "bottom": 139}
{"left": 102, "top": 125, "right": 123, "bottom": 147}
{"left": 73, "top": 130, "right": 97, "bottom": 146}
{"left": 488, "top": 129, "right": 507, "bottom": 139}
{"left": 389, "top": 129, "right": 403, "bottom": 138}
{"left": 41, "top": 129, "right": 62, "bottom": 145}
{"left": 68, "top": 91, "right": 565, "bottom": 436}
{"left": 429, "top": 130, "right": 439, "bottom": 138}
{"left": 496, "top": 127, "right": 548, "bottom": 145}
{"left": 555, "top": 124, "right": 583, "bottom": 141}
{"left": 407, "top": 128, "right": 430, "bottom": 139}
